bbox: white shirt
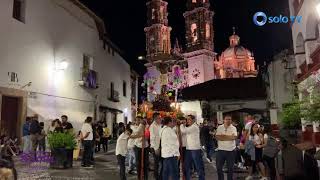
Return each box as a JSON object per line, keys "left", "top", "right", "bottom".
{"left": 134, "top": 124, "right": 149, "bottom": 148}
{"left": 216, "top": 124, "right": 237, "bottom": 151}
{"left": 81, "top": 123, "right": 93, "bottom": 141}
{"left": 116, "top": 133, "right": 129, "bottom": 156}
{"left": 160, "top": 126, "right": 180, "bottom": 158}
{"left": 128, "top": 125, "right": 138, "bottom": 149}
{"left": 180, "top": 123, "right": 201, "bottom": 150}
{"left": 150, "top": 121, "right": 161, "bottom": 150}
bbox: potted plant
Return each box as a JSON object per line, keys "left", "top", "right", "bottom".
{"left": 280, "top": 100, "right": 302, "bottom": 143}
{"left": 47, "top": 132, "right": 77, "bottom": 169}
{"left": 301, "top": 93, "right": 320, "bottom": 123}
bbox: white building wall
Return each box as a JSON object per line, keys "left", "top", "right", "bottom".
{"left": 179, "top": 101, "right": 203, "bottom": 123}
{"left": 0, "top": 0, "right": 131, "bottom": 131}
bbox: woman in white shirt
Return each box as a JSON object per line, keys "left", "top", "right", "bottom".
{"left": 246, "top": 123, "right": 267, "bottom": 180}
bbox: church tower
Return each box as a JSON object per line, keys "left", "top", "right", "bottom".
{"left": 145, "top": 0, "right": 172, "bottom": 63}
{"left": 184, "top": 0, "right": 216, "bottom": 86}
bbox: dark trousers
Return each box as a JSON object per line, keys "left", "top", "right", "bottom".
{"left": 117, "top": 155, "right": 127, "bottom": 180}
{"left": 162, "top": 157, "right": 179, "bottom": 180}
{"left": 185, "top": 149, "right": 205, "bottom": 180}
{"left": 82, "top": 140, "right": 93, "bottom": 166}
{"left": 216, "top": 150, "right": 235, "bottom": 180}
{"left": 180, "top": 147, "right": 187, "bottom": 178}
{"left": 101, "top": 137, "right": 109, "bottom": 152}
{"left": 151, "top": 148, "right": 161, "bottom": 180}
{"left": 134, "top": 146, "right": 149, "bottom": 180}
{"left": 205, "top": 142, "right": 213, "bottom": 159}
{"left": 263, "top": 155, "right": 276, "bottom": 180}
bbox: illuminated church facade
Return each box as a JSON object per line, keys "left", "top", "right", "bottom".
{"left": 143, "top": 0, "right": 258, "bottom": 100}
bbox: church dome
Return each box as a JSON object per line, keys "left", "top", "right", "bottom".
{"left": 222, "top": 46, "right": 253, "bottom": 58}
{"left": 221, "top": 28, "right": 253, "bottom": 59}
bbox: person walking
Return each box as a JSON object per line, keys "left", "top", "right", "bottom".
{"left": 245, "top": 123, "right": 267, "bottom": 180}
{"left": 149, "top": 112, "right": 162, "bottom": 180}
{"left": 116, "top": 128, "right": 133, "bottom": 180}
{"left": 61, "top": 115, "right": 73, "bottom": 133}
{"left": 22, "top": 117, "right": 31, "bottom": 153}
{"left": 130, "top": 116, "right": 149, "bottom": 180}
{"left": 161, "top": 117, "right": 180, "bottom": 180}
{"left": 102, "top": 123, "right": 110, "bottom": 152}
{"left": 180, "top": 115, "right": 205, "bottom": 180}
{"left": 127, "top": 120, "right": 139, "bottom": 174}
{"left": 29, "top": 116, "right": 41, "bottom": 154}
{"left": 80, "top": 117, "right": 94, "bottom": 168}
{"left": 215, "top": 115, "right": 237, "bottom": 180}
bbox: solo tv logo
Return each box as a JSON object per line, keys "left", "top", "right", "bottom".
{"left": 253, "top": 12, "right": 302, "bottom": 26}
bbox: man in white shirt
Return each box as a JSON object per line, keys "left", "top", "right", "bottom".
{"left": 80, "top": 117, "right": 94, "bottom": 168}
{"left": 215, "top": 114, "right": 237, "bottom": 180}
{"left": 130, "top": 117, "right": 149, "bottom": 180}
{"left": 178, "top": 117, "right": 187, "bottom": 178}
{"left": 160, "top": 116, "right": 180, "bottom": 180}
{"left": 149, "top": 112, "right": 162, "bottom": 180}
{"left": 127, "top": 120, "right": 139, "bottom": 174}
{"left": 116, "top": 128, "right": 133, "bottom": 180}
{"left": 180, "top": 115, "right": 205, "bottom": 180}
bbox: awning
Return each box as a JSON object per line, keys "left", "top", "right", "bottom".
{"left": 99, "top": 105, "right": 123, "bottom": 113}
{"left": 181, "top": 77, "right": 267, "bottom": 101}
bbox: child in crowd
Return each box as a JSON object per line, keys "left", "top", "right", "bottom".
{"left": 115, "top": 128, "right": 133, "bottom": 180}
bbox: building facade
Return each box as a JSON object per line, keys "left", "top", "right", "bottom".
{"left": 288, "top": 0, "right": 320, "bottom": 144}
{"left": 267, "top": 50, "right": 296, "bottom": 125}
{"left": 143, "top": 0, "right": 257, "bottom": 101}
{"left": 0, "top": 0, "right": 132, "bottom": 136}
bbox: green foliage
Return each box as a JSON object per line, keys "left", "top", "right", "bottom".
{"left": 281, "top": 100, "right": 302, "bottom": 129}
{"left": 47, "top": 132, "right": 77, "bottom": 150}
{"left": 301, "top": 93, "right": 320, "bottom": 123}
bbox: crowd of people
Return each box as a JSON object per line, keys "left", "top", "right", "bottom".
{"left": 114, "top": 113, "right": 285, "bottom": 180}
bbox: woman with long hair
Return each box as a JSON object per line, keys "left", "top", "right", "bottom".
{"left": 245, "top": 123, "right": 267, "bottom": 180}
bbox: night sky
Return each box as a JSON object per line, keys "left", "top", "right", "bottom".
{"left": 80, "top": 0, "right": 293, "bottom": 75}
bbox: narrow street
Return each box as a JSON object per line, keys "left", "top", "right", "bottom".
{"left": 15, "top": 144, "right": 259, "bottom": 180}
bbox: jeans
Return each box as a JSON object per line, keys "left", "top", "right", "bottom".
{"left": 134, "top": 146, "right": 149, "bottom": 180}
{"left": 263, "top": 155, "right": 276, "bottom": 180}
{"left": 22, "top": 135, "right": 31, "bottom": 153}
{"left": 82, "top": 140, "right": 93, "bottom": 166}
{"left": 101, "top": 137, "right": 109, "bottom": 152}
{"left": 128, "top": 148, "right": 136, "bottom": 171}
{"left": 162, "top": 157, "right": 179, "bottom": 180}
{"left": 185, "top": 150, "right": 205, "bottom": 180}
{"left": 151, "top": 148, "right": 161, "bottom": 180}
{"left": 117, "top": 155, "right": 127, "bottom": 180}
{"left": 216, "top": 150, "right": 235, "bottom": 180}
{"left": 205, "top": 143, "right": 213, "bottom": 159}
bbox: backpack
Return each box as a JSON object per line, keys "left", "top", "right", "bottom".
{"left": 263, "top": 136, "right": 280, "bottom": 158}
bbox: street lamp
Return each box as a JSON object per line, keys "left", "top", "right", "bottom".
{"left": 55, "top": 60, "right": 68, "bottom": 70}
{"left": 138, "top": 56, "right": 145, "bottom": 60}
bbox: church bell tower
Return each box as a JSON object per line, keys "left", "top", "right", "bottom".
{"left": 184, "top": 0, "right": 216, "bottom": 86}
{"left": 145, "top": 0, "right": 172, "bottom": 62}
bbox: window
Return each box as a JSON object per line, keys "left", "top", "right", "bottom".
{"left": 191, "top": 23, "right": 198, "bottom": 42}
{"left": 123, "top": 81, "right": 127, "bottom": 97}
{"left": 206, "top": 23, "right": 210, "bottom": 39}
{"left": 192, "top": 0, "right": 196, "bottom": 3}
{"left": 152, "top": 8, "right": 155, "bottom": 20}
{"left": 83, "top": 55, "right": 94, "bottom": 72}
{"left": 160, "top": 6, "right": 164, "bottom": 20}
{"left": 111, "top": 82, "right": 114, "bottom": 95}
{"left": 13, "top": 0, "right": 25, "bottom": 22}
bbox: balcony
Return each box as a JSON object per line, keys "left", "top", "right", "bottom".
{"left": 297, "top": 46, "right": 320, "bottom": 81}
{"left": 79, "top": 69, "right": 99, "bottom": 89}
{"left": 108, "top": 89, "right": 120, "bottom": 102}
